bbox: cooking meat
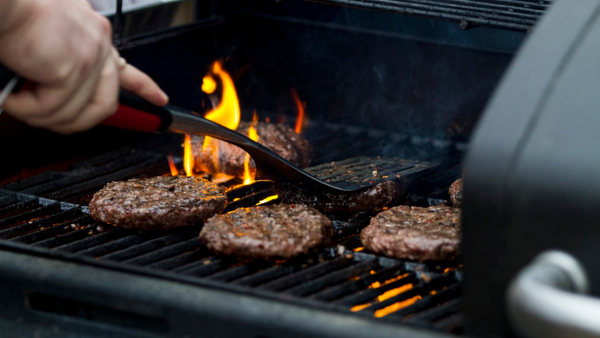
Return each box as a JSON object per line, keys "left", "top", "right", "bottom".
{"left": 360, "top": 205, "right": 461, "bottom": 262}
{"left": 192, "top": 122, "right": 311, "bottom": 178}
{"left": 272, "top": 180, "right": 403, "bottom": 213}
{"left": 199, "top": 204, "right": 333, "bottom": 260}
{"left": 449, "top": 177, "right": 463, "bottom": 208}
{"left": 89, "top": 176, "right": 227, "bottom": 231}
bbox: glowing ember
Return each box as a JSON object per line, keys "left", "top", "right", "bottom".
{"left": 368, "top": 273, "right": 409, "bottom": 289}
{"left": 353, "top": 247, "right": 364, "bottom": 252}
{"left": 167, "top": 153, "right": 178, "bottom": 176}
{"left": 374, "top": 284, "right": 413, "bottom": 302}
{"left": 257, "top": 195, "right": 278, "bottom": 205}
{"left": 349, "top": 274, "right": 412, "bottom": 312}
{"left": 373, "top": 295, "right": 422, "bottom": 318}
{"left": 243, "top": 112, "right": 259, "bottom": 185}
{"left": 291, "top": 88, "right": 305, "bottom": 134}
{"left": 183, "top": 135, "right": 194, "bottom": 177}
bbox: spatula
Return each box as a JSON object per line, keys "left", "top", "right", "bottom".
{"left": 110, "top": 91, "right": 364, "bottom": 190}
{"left": 0, "top": 65, "right": 378, "bottom": 192}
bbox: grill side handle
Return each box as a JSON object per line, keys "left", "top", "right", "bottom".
{"left": 506, "top": 251, "right": 600, "bottom": 338}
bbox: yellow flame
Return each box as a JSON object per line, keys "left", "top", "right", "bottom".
{"left": 202, "top": 76, "right": 217, "bottom": 94}
{"left": 198, "top": 61, "right": 242, "bottom": 177}
{"left": 257, "top": 195, "right": 278, "bottom": 205}
{"left": 243, "top": 112, "right": 259, "bottom": 185}
{"left": 183, "top": 135, "right": 194, "bottom": 177}
{"left": 167, "top": 153, "right": 179, "bottom": 176}
{"left": 203, "top": 61, "right": 240, "bottom": 129}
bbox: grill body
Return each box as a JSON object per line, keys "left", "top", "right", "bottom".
{"left": 0, "top": 0, "right": 569, "bottom": 337}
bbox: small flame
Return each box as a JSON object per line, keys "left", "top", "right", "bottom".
{"left": 203, "top": 61, "right": 240, "bottom": 130}
{"left": 291, "top": 88, "right": 305, "bottom": 134}
{"left": 202, "top": 76, "right": 217, "bottom": 94}
{"left": 243, "top": 112, "right": 259, "bottom": 185}
{"left": 198, "top": 61, "right": 242, "bottom": 177}
{"left": 257, "top": 195, "right": 278, "bottom": 205}
{"left": 183, "top": 135, "right": 194, "bottom": 177}
{"left": 167, "top": 153, "right": 178, "bottom": 176}
{"left": 373, "top": 295, "right": 422, "bottom": 318}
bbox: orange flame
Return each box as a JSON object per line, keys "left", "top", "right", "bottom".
{"left": 183, "top": 135, "right": 194, "bottom": 177}
{"left": 167, "top": 153, "right": 178, "bottom": 176}
{"left": 291, "top": 88, "right": 305, "bottom": 134}
{"left": 196, "top": 61, "right": 242, "bottom": 179}
{"left": 243, "top": 112, "right": 259, "bottom": 185}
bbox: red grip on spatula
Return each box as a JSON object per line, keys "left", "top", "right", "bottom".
{"left": 101, "top": 90, "right": 172, "bottom": 133}
{"left": 102, "top": 104, "right": 163, "bottom": 132}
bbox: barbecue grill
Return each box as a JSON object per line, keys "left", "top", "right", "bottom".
{"left": 2, "top": 0, "right": 599, "bottom": 337}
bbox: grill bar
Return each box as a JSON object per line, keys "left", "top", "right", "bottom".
{"left": 285, "top": 259, "right": 380, "bottom": 297}
{"left": 309, "top": 264, "right": 405, "bottom": 301}
{"left": 124, "top": 238, "right": 201, "bottom": 266}
{"left": 258, "top": 256, "right": 355, "bottom": 291}
{"left": 101, "top": 230, "right": 197, "bottom": 261}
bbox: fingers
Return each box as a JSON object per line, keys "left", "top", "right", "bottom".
{"left": 48, "top": 51, "right": 120, "bottom": 134}
{"left": 119, "top": 61, "right": 169, "bottom": 106}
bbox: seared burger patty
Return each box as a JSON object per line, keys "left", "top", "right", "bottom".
{"left": 360, "top": 205, "right": 461, "bottom": 262}
{"left": 449, "top": 177, "right": 463, "bottom": 208}
{"left": 192, "top": 122, "right": 311, "bottom": 179}
{"left": 199, "top": 204, "right": 333, "bottom": 260}
{"left": 89, "top": 176, "right": 227, "bottom": 231}
{"left": 272, "top": 180, "right": 403, "bottom": 213}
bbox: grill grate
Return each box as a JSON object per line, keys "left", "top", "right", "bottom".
{"left": 308, "top": 0, "right": 552, "bottom": 31}
{"left": 0, "top": 191, "right": 462, "bottom": 331}
{"left": 0, "top": 123, "right": 464, "bottom": 334}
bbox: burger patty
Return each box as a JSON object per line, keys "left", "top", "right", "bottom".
{"left": 360, "top": 205, "right": 461, "bottom": 262}
{"left": 199, "top": 204, "right": 333, "bottom": 260}
{"left": 272, "top": 180, "right": 404, "bottom": 213}
{"left": 192, "top": 122, "right": 311, "bottom": 178}
{"left": 449, "top": 177, "right": 463, "bottom": 208}
{"left": 89, "top": 176, "right": 227, "bottom": 231}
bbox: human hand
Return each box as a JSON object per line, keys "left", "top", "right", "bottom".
{"left": 0, "top": 0, "right": 168, "bottom": 134}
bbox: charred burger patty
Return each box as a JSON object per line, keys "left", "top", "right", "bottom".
{"left": 199, "top": 204, "right": 333, "bottom": 260}
{"left": 89, "top": 176, "right": 227, "bottom": 231}
{"left": 360, "top": 205, "right": 461, "bottom": 262}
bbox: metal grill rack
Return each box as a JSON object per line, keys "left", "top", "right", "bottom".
{"left": 0, "top": 122, "right": 464, "bottom": 334}
{"left": 0, "top": 189, "right": 463, "bottom": 333}
{"left": 308, "top": 0, "right": 552, "bottom": 31}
